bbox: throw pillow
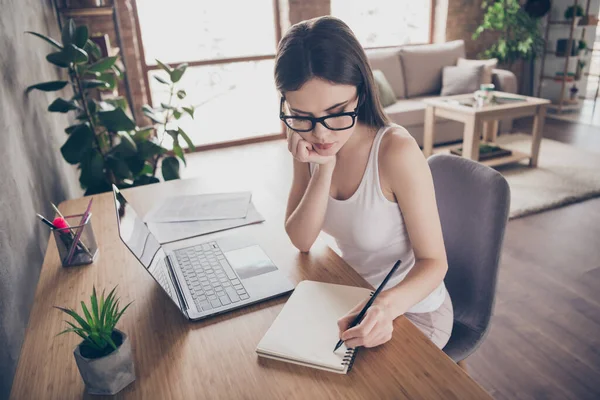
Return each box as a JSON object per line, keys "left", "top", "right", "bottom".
{"left": 441, "top": 65, "right": 485, "bottom": 96}
{"left": 372, "top": 69, "right": 397, "bottom": 107}
{"left": 457, "top": 57, "right": 498, "bottom": 85}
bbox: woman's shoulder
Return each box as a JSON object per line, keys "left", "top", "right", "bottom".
{"left": 379, "top": 124, "right": 428, "bottom": 183}
{"left": 380, "top": 124, "right": 421, "bottom": 162}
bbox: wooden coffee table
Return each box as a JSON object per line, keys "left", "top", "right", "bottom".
{"left": 423, "top": 91, "right": 550, "bottom": 167}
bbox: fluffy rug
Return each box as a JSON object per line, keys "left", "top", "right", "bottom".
{"left": 494, "top": 133, "right": 600, "bottom": 219}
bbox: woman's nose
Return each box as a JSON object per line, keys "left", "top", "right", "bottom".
{"left": 312, "top": 122, "right": 330, "bottom": 141}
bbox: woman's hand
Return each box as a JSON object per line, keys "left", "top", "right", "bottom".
{"left": 287, "top": 130, "right": 336, "bottom": 166}
{"left": 337, "top": 294, "right": 395, "bottom": 349}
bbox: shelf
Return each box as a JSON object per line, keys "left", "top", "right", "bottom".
{"left": 547, "top": 102, "right": 583, "bottom": 112}
{"left": 58, "top": 7, "right": 113, "bottom": 17}
{"left": 542, "top": 75, "right": 580, "bottom": 82}
{"left": 585, "top": 72, "right": 600, "bottom": 77}
{"left": 548, "top": 20, "right": 596, "bottom": 26}
{"left": 433, "top": 145, "right": 531, "bottom": 168}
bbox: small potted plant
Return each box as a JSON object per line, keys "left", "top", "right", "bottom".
{"left": 575, "top": 60, "right": 587, "bottom": 80}
{"left": 578, "top": 39, "right": 588, "bottom": 56}
{"left": 564, "top": 5, "right": 585, "bottom": 25}
{"left": 56, "top": 286, "right": 135, "bottom": 395}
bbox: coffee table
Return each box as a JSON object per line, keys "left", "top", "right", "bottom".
{"left": 423, "top": 91, "right": 550, "bottom": 167}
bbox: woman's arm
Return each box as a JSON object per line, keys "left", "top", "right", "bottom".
{"left": 377, "top": 128, "right": 448, "bottom": 318}
{"left": 284, "top": 132, "right": 336, "bottom": 252}
{"left": 337, "top": 128, "right": 448, "bottom": 348}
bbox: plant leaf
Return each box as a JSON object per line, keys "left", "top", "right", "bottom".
{"left": 170, "top": 63, "right": 188, "bottom": 83}
{"left": 173, "top": 141, "right": 186, "bottom": 167}
{"left": 25, "top": 31, "right": 63, "bottom": 49}
{"left": 176, "top": 89, "right": 186, "bottom": 99}
{"left": 80, "top": 301, "right": 94, "bottom": 329}
{"left": 133, "top": 175, "right": 160, "bottom": 186}
{"left": 153, "top": 75, "right": 169, "bottom": 85}
{"left": 107, "top": 155, "right": 133, "bottom": 180}
{"left": 60, "top": 124, "right": 93, "bottom": 164}
{"left": 87, "top": 56, "right": 118, "bottom": 73}
{"left": 64, "top": 44, "right": 88, "bottom": 64}
{"left": 84, "top": 39, "right": 102, "bottom": 59}
{"left": 91, "top": 286, "right": 100, "bottom": 327}
{"left": 61, "top": 19, "right": 76, "bottom": 46}
{"left": 114, "top": 301, "right": 133, "bottom": 325}
{"left": 82, "top": 79, "right": 109, "bottom": 89}
{"left": 74, "top": 25, "right": 88, "bottom": 49}
{"left": 137, "top": 141, "right": 166, "bottom": 160}
{"left": 26, "top": 80, "right": 68, "bottom": 94}
{"left": 65, "top": 123, "right": 86, "bottom": 135}
{"left": 78, "top": 149, "right": 105, "bottom": 188}
{"left": 173, "top": 109, "right": 182, "bottom": 119}
{"left": 155, "top": 59, "right": 173, "bottom": 74}
{"left": 162, "top": 156, "right": 180, "bottom": 180}
{"left": 46, "top": 51, "right": 70, "bottom": 68}
{"left": 133, "top": 126, "right": 154, "bottom": 142}
{"left": 98, "top": 108, "right": 136, "bottom": 132}
{"left": 182, "top": 106, "right": 195, "bottom": 119}
{"left": 178, "top": 127, "right": 196, "bottom": 151}
{"left": 49, "top": 98, "right": 78, "bottom": 113}
{"left": 55, "top": 306, "right": 91, "bottom": 331}
{"left": 160, "top": 102, "right": 175, "bottom": 110}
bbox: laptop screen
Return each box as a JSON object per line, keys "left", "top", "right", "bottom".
{"left": 112, "top": 186, "right": 182, "bottom": 310}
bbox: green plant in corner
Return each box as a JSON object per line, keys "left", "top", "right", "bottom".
{"left": 25, "top": 19, "right": 195, "bottom": 194}
{"left": 55, "top": 285, "right": 132, "bottom": 359}
{"left": 472, "top": 0, "right": 545, "bottom": 68}
{"left": 141, "top": 60, "right": 196, "bottom": 181}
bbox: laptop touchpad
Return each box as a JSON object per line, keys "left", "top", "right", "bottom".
{"left": 224, "top": 245, "right": 278, "bottom": 280}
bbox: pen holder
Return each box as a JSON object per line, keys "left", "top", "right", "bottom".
{"left": 53, "top": 213, "right": 99, "bottom": 267}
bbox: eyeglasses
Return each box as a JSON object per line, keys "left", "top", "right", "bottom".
{"left": 279, "top": 96, "right": 359, "bottom": 133}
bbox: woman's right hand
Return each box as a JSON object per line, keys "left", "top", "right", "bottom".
{"left": 287, "top": 130, "right": 336, "bottom": 166}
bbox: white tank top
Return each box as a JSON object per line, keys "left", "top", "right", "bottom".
{"left": 310, "top": 123, "right": 446, "bottom": 313}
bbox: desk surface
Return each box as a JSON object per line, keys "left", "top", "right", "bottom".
{"left": 11, "top": 178, "right": 491, "bottom": 399}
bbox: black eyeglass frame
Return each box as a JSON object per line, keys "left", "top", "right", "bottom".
{"left": 279, "top": 96, "right": 361, "bottom": 133}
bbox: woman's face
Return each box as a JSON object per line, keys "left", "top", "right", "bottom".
{"left": 283, "top": 78, "right": 360, "bottom": 157}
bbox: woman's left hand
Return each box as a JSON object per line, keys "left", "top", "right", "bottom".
{"left": 337, "top": 294, "right": 395, "bottom": 349}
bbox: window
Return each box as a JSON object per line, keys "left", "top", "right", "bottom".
{"left": 331, "top": 0, "right": 432, "bottom": 48}
{"left": 135, "top": 0, "right": 281, "bottom": 147}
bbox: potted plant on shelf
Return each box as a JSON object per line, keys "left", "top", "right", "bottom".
{"left": 56, "top": 286, "right": 135, "bottom": 395}
{"left": 564, "top": 4, "right": 585, "bottom": 25}
{"left": 575, "top": 59, "right": 587, "bottom": 80}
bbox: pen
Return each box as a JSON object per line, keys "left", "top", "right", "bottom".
{"left": 334, "top": 259, "right": 402, "bottom": 352}
{"left": 36, "top": 213, "right": 57, "bottom": 229}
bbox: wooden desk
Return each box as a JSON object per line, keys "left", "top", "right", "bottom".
{"left": 11, "top": 178, "right": 491, "bottom": 399}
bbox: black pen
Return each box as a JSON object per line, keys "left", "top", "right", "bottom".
{"left": 334, "top": 259, "right": 402, "bottom": 352}
{"left": 36, "top": 213, "right": 57, "bottom": 229}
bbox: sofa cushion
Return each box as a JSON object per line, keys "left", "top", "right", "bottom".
{"left": 365, "top": 47, "right": 405, "bottom": 99}
{"left": 441, "top": 65, "right": 485, "bottom": 96}
{"left": 372, "top": 69, "right": 397, "bottom": 107}
{"left": 457, "top": 57, "right": 498, "bottom": 85}
{"left": 399, "top": 40, "right": 466, "bottom": 98}
{"left": 383, "top": 96, "right": 447, "bottom": 127}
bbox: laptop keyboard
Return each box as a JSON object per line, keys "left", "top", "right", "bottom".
{"left": 174, "top": 242, "right": 250, "bottom": 312}
{"left": 155, "top": 258, "right": 175, "bottom": 300}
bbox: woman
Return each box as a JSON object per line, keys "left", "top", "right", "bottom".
{"left": 275, "top": 16, "right": 453, "bottom": 350}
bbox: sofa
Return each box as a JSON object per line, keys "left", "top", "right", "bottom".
{"left": 365, "top": 40, "right": 518, "bottom": 147}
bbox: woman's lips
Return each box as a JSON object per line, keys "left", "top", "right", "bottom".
{"left": 313, "top": 142, "right": 334, "bottom": 150}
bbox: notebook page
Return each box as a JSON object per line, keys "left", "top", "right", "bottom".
{"left": 256, "top": 281, "right": 372, "bottom": 371}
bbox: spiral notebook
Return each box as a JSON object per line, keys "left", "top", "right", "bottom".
{"left": 256, "top": 280, "right": 373, "bottom": 374}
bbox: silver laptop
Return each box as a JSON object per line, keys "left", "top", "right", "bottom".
{"left": 112, "top": 186, "right": 295, "bottom": 321}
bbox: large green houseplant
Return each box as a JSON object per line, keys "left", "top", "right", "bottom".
{"left": 26, "top": 19, "right": 196, "bottom": 195}
{"left": 472, "top": 0, "right": 545, "bottom": 68}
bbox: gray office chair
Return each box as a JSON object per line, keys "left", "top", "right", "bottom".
{"left": 427, "top": 154, "right": 510, "bottom": 365}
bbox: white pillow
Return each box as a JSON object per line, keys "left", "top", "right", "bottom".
{"left": 457, "top": 57, "right": 498, "bottom": 85}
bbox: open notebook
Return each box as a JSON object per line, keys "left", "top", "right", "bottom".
{"left": 256, "top": 280, "right": 373, "bottom": 374}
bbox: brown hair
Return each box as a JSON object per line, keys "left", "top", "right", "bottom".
{"left": 274, "top": 16, "right": 389, "bottom": 128}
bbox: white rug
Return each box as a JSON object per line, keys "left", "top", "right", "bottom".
{"left": 494, "top": 133, "right": 600, "bottom": 219}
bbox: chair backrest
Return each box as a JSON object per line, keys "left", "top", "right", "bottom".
{"left": 428, "top": 154, "right": 510, "bottom": 338}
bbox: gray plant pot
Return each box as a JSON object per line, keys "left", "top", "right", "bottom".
{"left": 73, "top": 329, "right": 135, "bottom": 395}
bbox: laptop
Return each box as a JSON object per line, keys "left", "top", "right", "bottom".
{"left": 112, "top": 186, "right": 295, "bottom": 321}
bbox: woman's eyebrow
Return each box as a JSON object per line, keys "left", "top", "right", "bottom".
{"left": 290, "top": 99, "right": 350, "bottom": 115}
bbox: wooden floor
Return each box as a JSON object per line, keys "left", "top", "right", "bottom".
{"left": 183, "top": 117, "right": 600, "bottom": 399}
